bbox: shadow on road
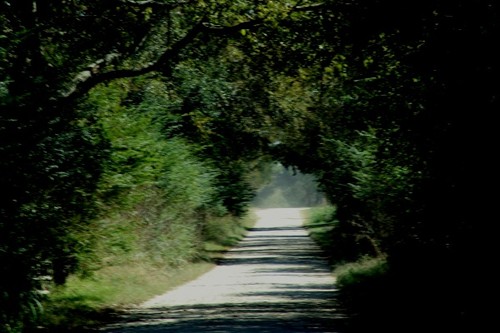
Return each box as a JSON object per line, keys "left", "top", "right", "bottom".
{"left": 97, "top": 209, "right": 348, "bottom": 332}
{"left": 102, "top": 299, "right": 347, "bottom": 333}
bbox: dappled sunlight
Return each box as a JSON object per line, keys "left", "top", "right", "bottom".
{"left": 101, "top": 209, "right": 346, "bottom": 332}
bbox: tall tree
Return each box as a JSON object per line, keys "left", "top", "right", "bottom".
{"left": 0, "top": 1, "right": 321, "bottom": 329}
{"left": 256, "top": 0, "right": 498, "bottom": 328}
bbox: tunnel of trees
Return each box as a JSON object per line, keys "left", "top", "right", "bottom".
{"left": 1, "top": 1, "right": 497, "bottom": 332}
{"left": 251, "top": 163, "right": 325, "bottom": 208}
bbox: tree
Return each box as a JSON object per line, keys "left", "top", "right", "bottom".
{"left": 255, "top": 0, "right": 498, "bottom": 328}
{"left": 2, "top": 0, "right": 497, "bottom": 330}
{"left": 0, "top": 1, "right": 323, "bottom": 329}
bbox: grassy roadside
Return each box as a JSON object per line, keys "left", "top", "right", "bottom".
{"left": 303, "top": 206, "right": 448, "bottom": 333}
{"left": 29, "top": 210, "right": 257, "bottom": 332}
{"left": 302, "top": 206, "right": 388, "bottom": 323}
{"left": 300, "top": 206, "right": 338, "bottom": 262}
{"left": 304, "top": 207, "right": 476, "bottom": 332}
{"left": 302, "top": 205, "right": 387, "bottom": 283}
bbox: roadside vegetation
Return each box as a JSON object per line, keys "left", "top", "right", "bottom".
{"left": 305, "top": 206, "right": 468, "bottom": 332}
{"left": 1, "top": 1, "right": 496, "bottom": 332}
{"left": 32, "top": 212, "right": 256, "bottom": 332}
{"left": 20, "top": 79, "right": 258, "bottom": 332}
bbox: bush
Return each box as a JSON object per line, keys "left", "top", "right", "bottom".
{"left": 334, "top": 256, "right": 388, "bottom": 289}
{"left": 305, "top": 206, "right": 376, "bottom": 264}
{"left": 24, "top": 80, "right": 258, "bottom": 332}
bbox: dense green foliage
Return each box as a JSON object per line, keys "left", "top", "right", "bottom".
{"left": 280, "top": 1, "right": 497, "bottom": 330}
{"left": 86, "top": 80, "right": 224, "bottom": 267}
{"left": 0, "top": 1, "right": 266, "bottom": 330}
{"left": 1, "top": 0, "right": 497, "bottom": 331}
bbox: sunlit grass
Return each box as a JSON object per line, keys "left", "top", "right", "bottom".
{"left": 34, "top": 211, "right": 257, "bottom": 332}
{"left": 54, "top": 262, "right": 215, "bottom": 307}
{"left": 302, "top": 205, "right": 339, "bottom": 260}
{"left": 334, "top": 256, "right": 388, "bottom": 288}
{"left": 36, "top": 261, "right": 215, "bottom": 331}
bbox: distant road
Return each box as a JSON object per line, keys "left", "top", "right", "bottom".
{"left": 100, "top": 208, "right": 346, "bottom": 332}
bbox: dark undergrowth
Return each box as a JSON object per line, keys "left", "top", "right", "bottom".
{"left": 304, "top": 206, "right": 481, "bottom": 333}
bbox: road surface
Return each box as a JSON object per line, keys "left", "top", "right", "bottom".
{"left": 100, "top": 208, "right": 346, "bottom": 332}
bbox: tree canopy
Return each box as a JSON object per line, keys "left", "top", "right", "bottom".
{"left": 1, "top": 0, "right": 497, "bottom": 331}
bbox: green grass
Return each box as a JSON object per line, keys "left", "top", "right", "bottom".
{"left": 334, "top": 256, "right": 388, "bottom": 288}
{"left": 31, "top": 211, "right": 257, "bottom": 332}
{"left": 302, "top": 205, "right": 344, "bottom": 264}
{"left": 303, "top": 205, "right": 388, "bottom": 284}
{"left": 201, "top": 209, "right": 257, "bottom": 261}
{"left": 303, "top": 206, "right": 396, "bottom": 331}
{"left": 37, "top": 261, "right": 215, "bottom": 330}
{"left": 302, "top": 205, "right": 337, "bottom": 245}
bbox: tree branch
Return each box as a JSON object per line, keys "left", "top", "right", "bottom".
{"left": 60, "top": 16, "right": 208, "bottom": 101}
{"left": 202, "top": 18, "right": 264, "bottom": 35}
{"left": 60, "top": 14, "right": 268, "bottom": 101}
{"left": 294, "top": 3, "right": 325, "bottom": 12}
{"left": 119, "top": 0, "right": 195, "bottom": 8}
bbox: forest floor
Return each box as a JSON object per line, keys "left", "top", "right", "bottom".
{"left": 97, "top": 208, "right": 347, "bottom": 333}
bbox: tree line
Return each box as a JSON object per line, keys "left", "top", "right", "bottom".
{"left": 1, "top": 1, "right": 497, "bottom": 331}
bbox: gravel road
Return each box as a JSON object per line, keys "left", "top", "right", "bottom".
{"left": 100, "top": 208, "right": 346, "bottom": 332}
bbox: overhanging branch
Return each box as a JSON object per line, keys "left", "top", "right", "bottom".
{"left": 61, "top": 15, "right": 267, "bottom": 101}
{"left": 202, "top": 18, "right": 264, "bottom": 35}
{"left": 60, "top": 16, "right": 208, "bottom": 101}
{"left": 120, "top": 0, "right": 195, "bottom": 8}
{"left": 294, "top": 2, "right": 325, "bottom": 12}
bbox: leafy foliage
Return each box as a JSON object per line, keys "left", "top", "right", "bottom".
{"left": 265, "top": 0, "right": 497, "bottom": 329}
{"left": 1, "top": 0, "right": 498, "bottom": 331}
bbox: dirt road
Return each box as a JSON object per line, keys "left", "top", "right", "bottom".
{"left": 100, "top": 208, "right": 346, "bottom": 332}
